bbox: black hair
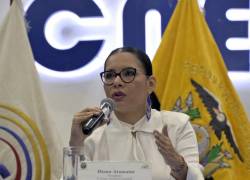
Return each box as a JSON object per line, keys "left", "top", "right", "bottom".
{"left": 104, "top": 47, "right": 152, "bottom": 76}
{"left": 150, "top": 92, "right": 160, "bottom": 110}
{"left": 105, "top": 47, "right": 161, "bottom": 110}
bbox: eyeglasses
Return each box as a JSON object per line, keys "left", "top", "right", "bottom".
{"left": 100, "top": 67, "right": 138, "bottom": 85}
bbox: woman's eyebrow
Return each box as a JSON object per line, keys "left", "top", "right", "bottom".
{"left": 104, "top": 68, "right": 115, "bottom": 72}
{"left": 106, "top": 67, "right": 135, "bottom": 71}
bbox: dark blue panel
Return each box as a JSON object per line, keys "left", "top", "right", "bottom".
{"left": 205, "top": 0, "right": 249, "bottom": 71}
{"left": 25, "top": 0, "right": 249, "bottom": 72}
{"left": 123, "top": 0, "right": 177, "bottom": 51}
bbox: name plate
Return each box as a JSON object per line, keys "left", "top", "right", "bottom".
{"left": 78, "top": 161, "right": 152, "bottom": 180}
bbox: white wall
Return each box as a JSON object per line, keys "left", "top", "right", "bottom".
{"left": 1, "top": 0, "right": 249, "bottom": 148}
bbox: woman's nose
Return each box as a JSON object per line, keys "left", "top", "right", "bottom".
{"left": 112, "top": 75, "right": 123, "bottom": 86}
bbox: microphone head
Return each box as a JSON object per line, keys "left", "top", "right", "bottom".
{"left": 100, "top": 98, "right": 115, "bottom": 111}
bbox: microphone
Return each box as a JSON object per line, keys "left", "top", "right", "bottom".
{"left": 82, "top": 98, "right": 115, "bottom": 135}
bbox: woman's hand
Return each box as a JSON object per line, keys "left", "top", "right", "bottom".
{"left": 69, "top": 107, "right": 102, "bottom": 146}
{"left": 154, "top": 125, "right": 188, "bottom": 180}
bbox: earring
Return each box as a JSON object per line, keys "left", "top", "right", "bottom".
{"left": 146, "top": 95, "right": 152, "bottom": 121}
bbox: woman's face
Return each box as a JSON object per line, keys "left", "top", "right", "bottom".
{"left": 103, "top": 52, "right": 155, "bottom": 113}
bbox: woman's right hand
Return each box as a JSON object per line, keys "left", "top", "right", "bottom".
{"left": 69, "top": 107, "right": 102, "bottom": 146}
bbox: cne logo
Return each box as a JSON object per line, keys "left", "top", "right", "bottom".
{"left": 25, "top": 0, "right": 249, "bottom": 79}
{"left": 25, "top": 0, "right": 175, "bottom": 79}
{"left": 0, "top": 104, "right": 51, "bottom": 179}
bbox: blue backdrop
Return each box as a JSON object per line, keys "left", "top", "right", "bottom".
{"left": 26, "top": 0, "right": 249, "bottom": 73}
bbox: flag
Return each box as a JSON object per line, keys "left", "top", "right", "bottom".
{"left": 152, "top": 0, "right": 250, "bottom": 179}
{"left": 0, "top": 0, "right": 62, "bottom": 179}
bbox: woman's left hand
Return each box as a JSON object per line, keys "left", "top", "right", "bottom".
{"left": 154, "top": 125, "right": 188, "bottom": 180}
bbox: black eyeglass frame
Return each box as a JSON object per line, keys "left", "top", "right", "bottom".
{"left": 100, "top": 67, "right": 139, "bottom": 85}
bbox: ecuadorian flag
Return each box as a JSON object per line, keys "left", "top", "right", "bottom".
{"left": 152, "top": 0, "right": 250, "bottom": 179}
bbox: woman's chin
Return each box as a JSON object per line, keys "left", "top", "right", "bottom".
{"left": 114, "top": 104, "right": 129, "bottom": 113}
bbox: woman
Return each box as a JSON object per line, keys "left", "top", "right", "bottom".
{"left": 69, "top": 47, "right": 204, "bottom": 180}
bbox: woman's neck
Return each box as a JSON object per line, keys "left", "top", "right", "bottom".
{"left": 114, "top": 108, "right": 146, "bottom": 125}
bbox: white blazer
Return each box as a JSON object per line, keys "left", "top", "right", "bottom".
{"left": 83, "top": 109, "right": 204, "bottom": 180}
